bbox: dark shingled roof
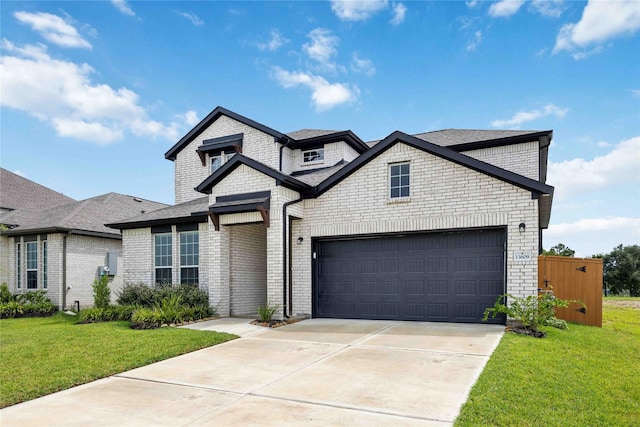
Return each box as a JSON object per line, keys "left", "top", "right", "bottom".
{"left": 106, "top": 196, "right": 209, "bottom": 229}
{"left": 2, "top": 193, "right": 168, "bottom": 238}
{"left": 412, "top": 129, "right": 545, "bottom": 147}
{"left": 285, "top": 129, "right": 342, "bottom": 140}
{"left": 0, "top": 168, "right": 75, "bottom": 211}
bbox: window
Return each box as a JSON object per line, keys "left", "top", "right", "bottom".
{"left": 42, "top": 241, "right": 48, "bottom": 289}
{"left": 26, "top": 241, "right": 37, "bottom": 289}
{"left": 211, "top": 151, "right": 235, "bottom": 173}
{"left": 389, "top": 163, "right": 410, "bottom": 199}
{"left": 154, "top": 233, "right": 172, "bottom": 284}
{"left": 180, "top": 231, "right": 199, "bottom": 285}
{"left": 302, "top": 148, "right": 324, "bottom": 163}
{"left": 16, "top": 243, "right": 21, "bottom": 289}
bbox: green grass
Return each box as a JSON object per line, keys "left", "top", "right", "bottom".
{"left": 456, "top": 299, "right": 640, "bottom": 426}
{"left": 0, "top": 313, "right": 236, "bottom": 408}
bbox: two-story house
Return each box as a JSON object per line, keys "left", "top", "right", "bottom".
{"left": 109, "top": 106, "right": 553, "bottom": 324}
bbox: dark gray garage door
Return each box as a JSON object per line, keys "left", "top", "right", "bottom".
{"left": 314, "top": 229, "right": 506, "bottom": 324}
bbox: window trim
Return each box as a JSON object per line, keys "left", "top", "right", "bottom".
{"left": 389, "top": 162, "right": 410, "bottom": 200}
{"left": 302, "top": 148, "right": 325, "bottom": 164}
{"left": 210, "top": 151, "right": 235, "bottom": 173}
{"left": 16, "top": 242, "right": 21, "bottom": 289}
{"left": 42, "top": 240, "right": 48, "bottom": 289}
{"left": 179, "top": 231, "right": 199, "bottom": 285}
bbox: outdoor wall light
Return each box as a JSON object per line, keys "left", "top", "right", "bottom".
{"left": 297, "top": 237, "right": 304, "bottom": 245}
{"left": 519, "top": 223, "right": 526, "bottom": 233}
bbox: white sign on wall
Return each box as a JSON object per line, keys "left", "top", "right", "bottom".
{"left": 514, "top": 252, "right": 532, "bottom": 262}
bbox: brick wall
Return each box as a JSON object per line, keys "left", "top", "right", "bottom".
{"left": 0, "top": 235, "right": 9, "bottom": 285}
{"left": 290, "top": 142, "right": 539, "bottom": 317}
{"left": 462, "top": 141, "right": 539, "bottom": 180}
{"left": 174, "top": 115, "right": 279, "bottom": 204}
{"left": 122, "top": 223, "right": 210, "bottom": 289}
{"left": 229, "top": 224, "right": 267, "bottom": 315}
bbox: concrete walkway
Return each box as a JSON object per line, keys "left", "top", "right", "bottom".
{"left": 1, "top": 318, "right": 504, "bottom": 426}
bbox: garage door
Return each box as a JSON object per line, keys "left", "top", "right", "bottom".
{"left": 314, "top": 229, "right": 506, "bottom": 324}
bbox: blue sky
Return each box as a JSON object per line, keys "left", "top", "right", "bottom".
{"left": 1, "top": 0, "right": 639, "bottom": 257}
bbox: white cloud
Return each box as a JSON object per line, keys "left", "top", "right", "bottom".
{"left": 178, "top": 12, "right": 204, "bottom": 26}
{"left": 630, "top": 89, "right": 640, "bottom": 98}
{"left": 466, "top": 30, "right": 482, "bottom": 52}
{"left": 331, "top": 0, "right": 388, "bottom": 21}
{"left": 271, "top": 67, "right": 358, "bottom": 111}
{"left": 350, "top": 53, "right": 376, "bottom": 76}
{"left": 182, "top": 110, "right": 199, "bottom": 127}
{"left": 0, "top": 40, "right": 190, "bottom": 144}
{"left": 13, "top": 170, "right": 26, "bottom": 177}
{"left": 548, "top": 136, "right": 640, "bottom": 200}
{"left": 14, "top": 11, "right": 91, "bottom": 49}
{"left": 466, "top": 0, "right": 479, "bottom": 8}
{"left": 491, "top": 103, "right": 568, "bottom": 128}
{"left": 488, "top": 0, "right": 526, "bottom": 18}
{"left": 303, "top": 28, "right": 340, "bottom": 71}
{"left": 257, "top": 29, "right": 289, "bottom": 51}
{"left": 545, "top": 217, "right": 640, "bottom": 256}
{"left": 390, "top": 3, "right": 407, "bottom": 25}
{"left": 530, "top": 0, "right": 565, "bottom": 18}
{"left": 111, "top": 0, "right": 135, "bottom": 17}
{"left": 554, "top": 0, "right": 640, "bottom": 58}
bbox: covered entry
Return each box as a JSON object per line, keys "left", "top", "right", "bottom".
{"left": 313, "top": 229, "right": 506, "bottom": 324}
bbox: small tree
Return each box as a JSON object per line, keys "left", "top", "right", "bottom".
{"left": 603, "top": 244, "right": 640, "bottom": 296}
{"left": 92, "top": 274, "right": 111, "bottom": 309}
{"left": 542, "top": 243, "right": 575, "bottom": 257}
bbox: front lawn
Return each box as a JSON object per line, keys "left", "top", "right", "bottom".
{"left": 455, "top": 298, "right": 640, "bottom": 426}
{"left": 0, "top": 313, "right": 236, "bottom": 408}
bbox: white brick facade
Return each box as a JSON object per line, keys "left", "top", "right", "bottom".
{"left": 5, "top": 233, "right": 124, "bottom": 309}
{"left": 118, "top": 108, "right": 551, "bottom": 323}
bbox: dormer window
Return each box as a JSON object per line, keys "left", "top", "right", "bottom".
{"left": 302, "top": 148, "right": 324, "bottom": 164}
{"left": 211, "top": 151, "right": 234, "bottom": 173}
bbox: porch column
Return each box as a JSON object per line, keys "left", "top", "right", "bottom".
{"left": 266, "top": 216, "right": 285, "bottom": 319}
{"left": 210, "top": 224, "right": 230, "bottom": 316}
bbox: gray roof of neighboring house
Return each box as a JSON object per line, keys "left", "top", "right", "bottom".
{"left": 0, "top": 168, "right": 75, "bottom": 211}
{"left": 107, "top": 196, "right": 209, "bottom": 229}
{"left": 2, "top": 193, "right": 168, "bottom": 238}
{"left": 285, "top": 129, "right": 342, "bottom": 140}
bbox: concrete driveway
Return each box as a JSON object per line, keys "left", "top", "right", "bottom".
{"left": 1, "top": 319, "right": 503, "bottom": 426}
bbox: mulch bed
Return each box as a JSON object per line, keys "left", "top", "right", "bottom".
{"left": 505, "top": 325, "right": 547, "bottom": 338}
{"left": 251, "top": 318, "right": 305, "bottom": 328}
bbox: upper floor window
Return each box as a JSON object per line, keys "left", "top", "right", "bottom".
{"left": 211, "top": 151, "right": 235, "bottom": 173}
{"left": 389, "top": 163, "right": 410, "bottom": 199}
{"left": 302, "top": 148, "right": 324, "bottom": 163}
{"left": 154, "top": 233, "right": 172, "bottom": 284}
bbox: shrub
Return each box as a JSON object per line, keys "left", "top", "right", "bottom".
{"left": 483, "top": 292, "right": 582, "bottom": 337}
{"left": 258, "top": 304, "right": 280, "bottom": 322}
{"left": 155, "top": 295, "right": 184, "bottom": 325}
{"left": 0, "top": 283, "right": 15, "bottom": 304}
{"left": 92, "top": 275, "right": 111, "bottom": 309}
{"left": 116, "top": 283, "right": 155, "bottom": 307}
{"left": 0, "top": 288, "right": 57, "bottom": 319}
{"left": 78, "top": 305, "right": 140, "bottom": 323}
{"left": 130, "top": 308, "right": 163, "bottom": 330}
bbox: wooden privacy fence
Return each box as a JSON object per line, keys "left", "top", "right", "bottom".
{"left": 538, "top": 255, "right": 603, "bottom": 327}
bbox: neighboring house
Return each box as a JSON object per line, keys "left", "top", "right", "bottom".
{"left": 0, "top": 168, "right": 76, "bottom": 291}
{"left": 1, "top": 176, "right": 167, "bottom": 309}
{"left": 109, "top": 106, "right": 554, "bottom": 324}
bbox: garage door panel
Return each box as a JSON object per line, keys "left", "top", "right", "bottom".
{"left": 315, "top": 229, "right": 505, "bottom": 323}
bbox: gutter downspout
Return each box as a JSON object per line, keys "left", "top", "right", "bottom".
{"left": 282, "top": 197, "right": 303, "bottom": 318}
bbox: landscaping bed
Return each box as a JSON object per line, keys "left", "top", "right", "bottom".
{"left": 250, "top": 317, "right": 305, "bottom": 328}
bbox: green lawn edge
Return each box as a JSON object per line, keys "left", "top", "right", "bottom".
{"left": 0, "top": 313, "right": 237, "bottom": 408}
{"left": 455, "top": 301, "right": 640, "bottom": 427}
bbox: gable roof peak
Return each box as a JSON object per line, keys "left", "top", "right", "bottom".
{"left": 164, "top": 106, "right": 285, "bottom": 161}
